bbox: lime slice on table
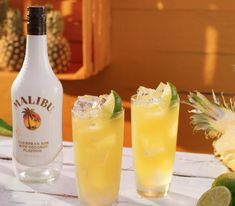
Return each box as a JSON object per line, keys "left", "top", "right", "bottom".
{"left": 102, "top": 90, "right": 122, "bottom": 117}
{"left": 197, "top": 186, "right": 232, "bottom": 206}
{"left": 0, "top": 119, "right": 12, "bottom": 137}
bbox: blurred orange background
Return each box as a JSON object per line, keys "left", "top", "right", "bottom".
{"left": 2, "top": 0, "right": 235, "bottom": 153}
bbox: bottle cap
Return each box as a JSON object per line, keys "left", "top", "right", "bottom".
{"left": 27, "top": 6, "right": 46, "bottom": 35}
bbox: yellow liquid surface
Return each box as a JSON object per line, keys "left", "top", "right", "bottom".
{"left": 131, "top": 102, "right": 179, "bottom": 196}
{"left": 72, "top": 112, "right": 124, "bottom": 206}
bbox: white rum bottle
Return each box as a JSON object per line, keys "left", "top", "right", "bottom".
{"left": 11, "top": 6, "right": 63, "bottom": 182}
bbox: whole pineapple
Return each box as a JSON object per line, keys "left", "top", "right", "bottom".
{"left": 186, "top": 91, "right": 235, "bottom": 171}
{"left": 0, "top": 8, "right": 25, "bottom": 71}
{"left": 46, "top": 9, "right": 71, "bottom": 73}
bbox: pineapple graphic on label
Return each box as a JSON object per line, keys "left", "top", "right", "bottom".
{"left": 22, "top": 107, "right": 41, "bottom": 130}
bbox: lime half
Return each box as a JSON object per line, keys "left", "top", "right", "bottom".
{"left": 197, "top": 186, "right": 232, "bottom": 206}
{"left": 102, "top": 90, "right": 122, "bottom": 117}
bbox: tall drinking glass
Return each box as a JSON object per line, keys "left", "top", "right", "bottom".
{"left": 131, "top": 83, "right": 180, "bottom": 197}
{"left": 72, "top": 93, "right": 124, "bottom": 206}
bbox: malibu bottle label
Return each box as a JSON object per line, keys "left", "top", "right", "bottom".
{"left": 13, "top": 95, "right": 62, "bottom": 167}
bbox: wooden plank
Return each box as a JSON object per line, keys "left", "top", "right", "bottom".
{"left": 93, "top": 0, "right": 111, "bottom": 72}
{"left": 174, "top": 152, "right": 227, "bottom": 178}
{"left": 82, "top": 0, "right": 93, "bottom": 76}
{"left": 112, "top": 0, "right": 235, "bottom": 11}
{"left": 0, "top": 138, "right": 227, "bottom": 178}
{"left": 70, "top": 42, "right": 83, "bottom": 63}
{"left": 0, "top": 190, "right": 79, "bottom": 206}
{"left": 63, "top": 19, "right": 82, "bottom": 42}
{"left": 0, "top": 159, "right": 76, "bottom": 194}
{"left": 119, "top": 174, "right": 200, "bottom": 205}
{"left": 0, "top": 159, "right": 210, "bottom": 205}
{"left": 111, "top": 51, "right": 235, "bottom": 93}
{"left": 0, "top": 176, "right": 201, "bottom": 206}
{"left": 112, "top": 10, "right": 235, "bottom": 54}
{"left": 0, "top": 140, "right": 221, "bottom": 205}
{"left": 0, "top": 156, "right": 210, "bottom": 205}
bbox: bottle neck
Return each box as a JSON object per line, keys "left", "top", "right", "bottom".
{"left": 19, "top": 7, "right": 55, "bottom": 76}
{"left": 20, "top": 34, "right": 55, "bottom": 78}
{"left": 25, "top": 35, "right": 48, "bottom": 64}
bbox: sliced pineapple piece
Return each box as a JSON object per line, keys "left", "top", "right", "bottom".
{"left": 213, "top": 130, "right": 235, "bottom": 171}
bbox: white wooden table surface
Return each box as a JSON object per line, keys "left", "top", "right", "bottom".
{"left": 0, "top": 136, "right": 228, "bottom": 206}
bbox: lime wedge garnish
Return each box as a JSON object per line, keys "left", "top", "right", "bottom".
{"left": 136, "top": 82, "right": 179, "bottom": 108}
{"left": 168, "top": 82, "right": 179, "bottom": 107}
{"left": 112, "top": 90, "right": 122, "bottom": 114}
{"left": 102, "top": 90, "right": 122, "bottom": 117}
{"left": 159, "top": 82, "right": 179, "bottom": 108}
{"left": 0, "top": 119, "right": 12, "bottom": 137}
{"left": 197, "top": 186, "right": 232, "bottom": 206}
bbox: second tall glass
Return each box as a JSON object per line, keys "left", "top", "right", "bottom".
{"left": 131, "top": 83, "right": 180, "bottom": 197}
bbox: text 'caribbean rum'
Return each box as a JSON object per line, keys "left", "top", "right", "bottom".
{"left": 11, "top": 6, "right": 63, "bottom": 183}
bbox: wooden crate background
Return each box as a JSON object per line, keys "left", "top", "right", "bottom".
{"left": 2, "top": 0, "right": 235, "bottom": 153}
{"left": 5, "top": 0, "right": 111, "bottom": 79}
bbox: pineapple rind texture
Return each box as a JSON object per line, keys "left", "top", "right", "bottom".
{"left": 0, "top": 7, "right": 71, "bottom": 73}
{"left": 0, "top": 0, "right": 8, "bottom": 37}
{"left": 0, "top": 34, "right": 25, "bottom": 71}
{"left": 187, "top": 91, "right": 235, "bottom": 171}
{"left": 46, "top": 9, "right": 71, "bottom": 73}
{"left": 0, "top": 8, "right": 25, "bottom": 71}
{"left": 47, "top": 34, "right": 71, "bottom": 73}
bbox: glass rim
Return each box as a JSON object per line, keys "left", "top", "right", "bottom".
{"left": 71, "top": 108, "right": 125, "bottom": 120}
{"left": 130, "top": 94, "right": 180, "bottom": 108}
{"left": 131, "top": 94, "right": 138, "bottom": 102}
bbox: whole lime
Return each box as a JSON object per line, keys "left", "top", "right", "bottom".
{"left": 212, "top": 172, "right": 235, "bottom": 196}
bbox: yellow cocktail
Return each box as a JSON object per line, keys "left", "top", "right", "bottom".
{"left": 72, "top": 91, "right": 124, "bottom": 206}
{"left": 131, "top": 83, "right": 179, "bottom": 197}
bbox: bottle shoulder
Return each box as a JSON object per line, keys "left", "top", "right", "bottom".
{"left": 11, "top": 70, "right": 63, "bottom": 96}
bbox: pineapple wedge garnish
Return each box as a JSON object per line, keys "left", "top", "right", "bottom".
{"left": 187, "top": 91, "right": 235, "bottom": 171}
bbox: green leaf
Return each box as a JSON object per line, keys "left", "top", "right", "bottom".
{"left": 0, "top": 119, "right": 12, "bottom": 137}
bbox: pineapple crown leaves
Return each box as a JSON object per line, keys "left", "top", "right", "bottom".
{"left": 46, "top": 9, "right": 64, "bottom": 35}
{"left": 3, "top": 8, "right": 23, "bottom": 35}
{"left": 184, "top": 91, "right": 235, "bottom": 139}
